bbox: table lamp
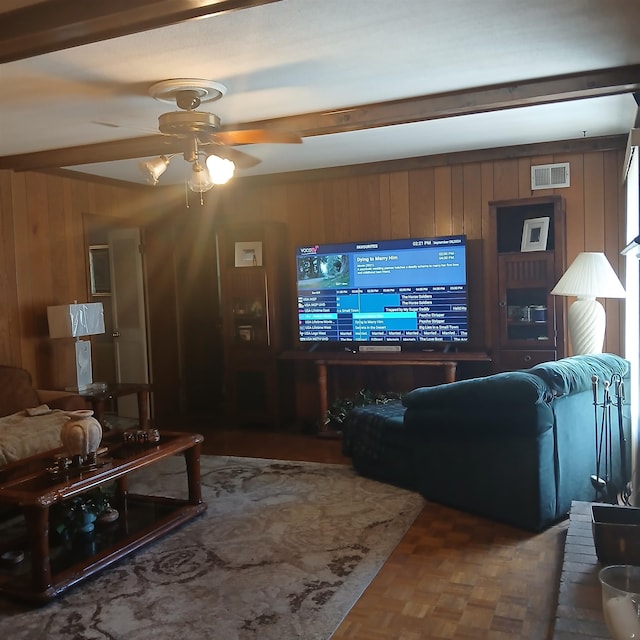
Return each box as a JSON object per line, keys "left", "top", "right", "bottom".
{"left": 47, "top": 302, "right": 105, "bottom": 391}
{"left": 551, "top": 252, "right": 626, "bottom": 354}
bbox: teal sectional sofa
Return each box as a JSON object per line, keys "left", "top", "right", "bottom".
{"left": 343, "top": 354, "right": 632, "bottom": 531}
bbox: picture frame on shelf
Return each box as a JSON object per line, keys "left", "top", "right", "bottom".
{"left": 234, "top": 241, "right": 263, "bottom": 267}
{"left": 521, "top": 217, "right": 550, "bottom": 252}
{"left": 237, "top": 325, "right": 254, "bottom": 342}
{"left": 89, "top": 245, "right": 111, "bottom": 296}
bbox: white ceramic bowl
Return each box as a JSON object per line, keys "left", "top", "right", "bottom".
{"left": 599, "top": 565, "right": 640, "bottom": 639}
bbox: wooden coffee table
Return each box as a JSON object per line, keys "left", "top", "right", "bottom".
{"left": 0, "top": 431, "right": 205, "bottom": 602}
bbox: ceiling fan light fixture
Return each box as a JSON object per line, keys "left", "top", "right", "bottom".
{"left": 138, "top": 155, "right": 171, "bottom": 185}
{"left": 188, "top": 160, "right": 214, "bottom": 193}
{"left": 206, "top": 154, "right": 235, "bottom": 185}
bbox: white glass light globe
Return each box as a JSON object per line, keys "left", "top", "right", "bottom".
{"left": 206, "top": 154, "right": 235, "bottom": 185}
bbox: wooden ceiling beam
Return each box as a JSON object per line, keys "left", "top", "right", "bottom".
{"left": 0, "top": 0, "right": 282, "bottom": 64}
{"left": 247, "top": 65, "right": 640, "bottom": 137}
{"left": 0, "top": 136, "right": 187, "bottom": 171}
{"left": 1, "top": 66, "right": 638, "bottom": 172}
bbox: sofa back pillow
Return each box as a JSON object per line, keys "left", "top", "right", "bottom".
{"left": 528, "top": 354, "right": 630, "bottom": 397}
{"left": 402, "top": 370, "right": 553, "bottom": 410}
{"left": 0, "top": 366, "right": 40, "bottom": 417}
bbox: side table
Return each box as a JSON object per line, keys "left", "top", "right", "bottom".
{"left": 76, "top": 382, "right": 152, "bottom": 430}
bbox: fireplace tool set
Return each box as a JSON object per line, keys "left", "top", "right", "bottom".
{"left": 591, "top": 373, "right": 630, "bottom": 504}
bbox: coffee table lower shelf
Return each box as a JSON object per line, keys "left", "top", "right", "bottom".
{"left": 0, "top": 493, "right": 206, "bottom": 603}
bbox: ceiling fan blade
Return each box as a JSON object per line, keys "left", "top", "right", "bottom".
{"left": 213, "top": 129, "right": 302, "bottom": 145}
{"left": 209, "top": 145, "right": 262, "bottom": 169}
{"left": 0, "top": 135, "right": 188, "bottom": 171}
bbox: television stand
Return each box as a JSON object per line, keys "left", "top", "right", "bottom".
{"left": 279, "top": 349, "right": 491, "bottom": 435}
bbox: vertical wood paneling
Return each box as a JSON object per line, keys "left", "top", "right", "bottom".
{"left": 0, "top": 172, "right": 18, "bottom": 365}
{"left": 492, "top": 160, "right": 519, "bottom": 201}
{"left": 0, "top": 145, "right": 630, "bottom": 394}
{"left": 559, "top": 153, "right": 585, "bottom": 264}
{"left": 517, "top": 158, "right": 532, "bottom": 197}
{"left": 329, "top": 178, "right": 351, "bottom": 243}
{"left": 347, "top": 179, "right": 359, "bottom": 240}
{"left": 320, "top": 180, "right": 338, "bottom": 243}
{"left": 24, "top": 172, "right": 52, "bottom": 364}
{"left": 0, "top": 169, "right": 165, "bottom": 386}
{"left": 584, "top": 153, "right": 605, "bottom": 251}
{"left": 388, "top": 172, "right": 409, "bottom": 239}
{"left": 450, "top": 166, "right": 464, "bottom": 235}
{"left": 434, "top": 166, "right": 452, "bottom": 234}
{"left": 359, "top": 175, "right": 381, "bottom": 240}
{"left": 231, "top": 149, "right": 627, "bottom": 358}
{"left": 46, "top": 176, "right": 72, "bottom": 305}
{"left": 286, "top": 182, "right": 317, "bottom": 245}
{"left": 408, "top": 168, "right": 435, "bottom": 237}
{"left": 378, "top": 173, "right": 392, "bottom": 239}
{"left": 480, "top": 162, "right": 495, "bottom": 347}
{"left": 11, "top": 173, "right": 34, "bottom": 370}
{"left": 462, "top": 163, "right": 482, "bottom": 239}
{"left": 462, "top": 163, "right": 483, "bottom": 349}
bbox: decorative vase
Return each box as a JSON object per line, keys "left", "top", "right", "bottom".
{"left": 60, "top": 410, "right": 102, "bottom": 463}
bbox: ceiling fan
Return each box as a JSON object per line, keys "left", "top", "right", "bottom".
{"left": 138, "top": 78, "right": 302, "bottom": 191}
{"left": 0, "top": 78, "right": 302, "bottom": 191}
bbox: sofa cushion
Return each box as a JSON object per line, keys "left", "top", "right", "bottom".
{"left": 0, "top": 366, "right": 40, "bottom": 418}
{"left": 402, "top": 370, "right": 553, "bottom": 410}
{"left": 527, "top": 354, "right": 630, "bottom": 397}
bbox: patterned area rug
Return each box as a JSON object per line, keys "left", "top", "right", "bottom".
{"left": 0, "top": 455, "right": 425, "bottom": 639}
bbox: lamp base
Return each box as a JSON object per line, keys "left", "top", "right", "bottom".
{"left": 51, "top": 339, "right": 94, "bottom": 392}
{"left": 568, "top": 297, "right": 606, "bottom": 355}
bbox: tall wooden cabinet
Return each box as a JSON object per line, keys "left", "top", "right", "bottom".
{"left": 216, "top": 221, "right": 291, "bottom": 426}
{"left": 488, "top": 196, "right": 566, "bottom": 371}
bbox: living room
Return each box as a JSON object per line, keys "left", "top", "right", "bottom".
{"left": 0, "top": 134, "right": 634, "bottom": 424}
{"left": 0, "top": 2, "right": 639, "bottom": 637}
{"left": 0, "top": 2, "right": 638, "bottom": 419}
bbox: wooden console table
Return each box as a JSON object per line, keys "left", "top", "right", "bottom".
{"left": 279, "top": 349, "right": 491, "bottom": 434}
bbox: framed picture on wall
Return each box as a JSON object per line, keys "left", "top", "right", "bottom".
{"left": 234, "top": 241, "right": 263, "bottom": 267}
{"left": 521, "top": 217, "right": 550, "bottom": 252}
{"left": 89, "top": 245, "right": 111, "bottom": 295}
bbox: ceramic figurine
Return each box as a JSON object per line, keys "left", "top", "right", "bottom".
{"left": 60, "top": 410, "right": 102, "bottom": 463}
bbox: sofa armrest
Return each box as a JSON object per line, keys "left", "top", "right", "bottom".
{"left": 36, "top": 390, "right": 89, "bottom": 412}
{"left": 402, "top": 370, "right": 553, "bottom": 410}
{"left": 527, "top": 354, "right": 631, "bottom": 397}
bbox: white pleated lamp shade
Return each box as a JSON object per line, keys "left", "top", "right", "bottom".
{"left": 550, "top": 252, "right": 626, "bottom": 299}
{"left": 551, "top": 252, "right": 625, "bottom": 355}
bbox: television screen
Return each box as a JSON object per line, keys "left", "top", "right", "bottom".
{"left": 295, "top": 235, "right": 468, "bottom": 346}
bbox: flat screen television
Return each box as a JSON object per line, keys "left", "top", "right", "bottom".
{"left": 295, "top": 234, "right": 468, "bottom": 348}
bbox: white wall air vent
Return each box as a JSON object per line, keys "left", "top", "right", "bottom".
{"left": 531, "top": 162, "right": 570, "bottom": 190}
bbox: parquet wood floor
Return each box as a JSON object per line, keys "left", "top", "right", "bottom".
{"left": 179, "top": 424, "right": 568, "bottom": 639}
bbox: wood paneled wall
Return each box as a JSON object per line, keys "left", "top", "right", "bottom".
{"left": 0, "top": 141, "right": 628, "bottom": 421}
{"left": 0, "top": 169, "right": 177, "bottom": 389}
{"left": 220, "top": 146, "right": 628, "bottom": 358}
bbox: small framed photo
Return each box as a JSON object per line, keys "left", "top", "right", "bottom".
{"left": 89, "top": 245, "right": 111, "bottom": 295}
{"left": 237, "top": 325, "right": 254, "bottom": 342}
{"left": 234, "top": 241, "right": 263, "bottom": 267}
{"left": 521, "top": 217, "right": 550, "bottom": 252}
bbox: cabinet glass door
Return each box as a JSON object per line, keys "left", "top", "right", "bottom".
{"left": 498, "top": 252, "right": 556, "bottom": 349}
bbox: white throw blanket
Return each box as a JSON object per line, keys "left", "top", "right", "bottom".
{"left": 0, "top": 409, "right": 68, "bottom": 466}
